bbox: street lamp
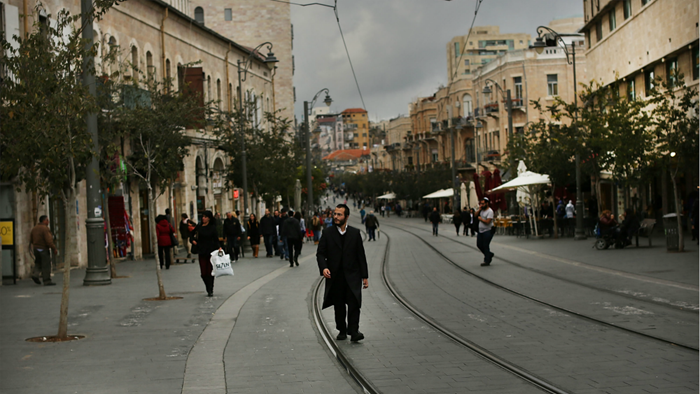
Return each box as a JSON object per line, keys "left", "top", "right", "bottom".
{"left": 304, "top": 88, "right": 332, "bottom": 215}
{"left": 237, "top": 42, "right": 279, "bottom": 217}
{"left": 530, "top": 26, "right": 586, "bottom": 240}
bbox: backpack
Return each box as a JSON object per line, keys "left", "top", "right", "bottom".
{"left": 312, "top": 216, "right": 320, "bottom": 227}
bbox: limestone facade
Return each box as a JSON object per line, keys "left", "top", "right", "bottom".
{"left": 1, "top": 0, "right": 275, "bottom": 277}
{"left": 341, "top": 108, "right": 370, "bottom": 150}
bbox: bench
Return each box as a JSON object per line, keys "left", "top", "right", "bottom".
{"left": 634, "top": 219, "right": 656, "bottom": 247}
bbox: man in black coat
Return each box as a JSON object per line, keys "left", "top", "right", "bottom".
{"left": 223, "top": 212, "right": 242, "bottom": 261}
{"left": 259, "top": 209, "right": 276, "bottom": 258}
{"left": 281, "top": 211, "right": 301, "bottom": 267}
{"left": 317, "top": 204, "right": 369, "bottom": 342}
{"left": 429, "top": 207, "right": 441, "bottom": 236}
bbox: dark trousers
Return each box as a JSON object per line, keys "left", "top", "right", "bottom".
{"left": 158, "top": 246, "right": 172, "bottom": 269}
{"left": 272, "top": 235, "right": 281, "bottom": 255}
{"left": 432, "top": 223, "right": 439, "bottom": 236}
{"left": 287, "top": 238, "right": 302, "bottom": 263}
{"left": 32, "top": 249, "right": 52, "bottom": 283}
{"left": 366, "top": 227, "right": 376, "bottom": 241}
{"left": 476, "top": 231, "right": 494, "bottom": 263}
{"left": 180, "top": 232, "right": 190, "bottom": 255}
{"left": 198, "top": 254, "right": 215, "bottom": 293}
{"left": 331, "top": 273, "right": 360, "bottom": 335}
{"left": 226, "top": 238, "right": 239, "bottom": 261}
{"left": 280, "top": 236, "right": 289, "bottom": 259}
{"left": 263, "top": 234, "right": 274, "bottom": 256}
{"left": 454, "top": 223, "right": 461, "bottom": 235}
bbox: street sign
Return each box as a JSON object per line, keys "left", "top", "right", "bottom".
{"left": 0, "top": 221, "right": 13, "bottom": 246}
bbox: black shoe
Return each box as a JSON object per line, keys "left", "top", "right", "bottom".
{"left": 336, "top": 333, "right": 347, "bottom": 340}
{"left": 490, "top": 252, "right": 495, "bottom": 259}
{"left": 350, "top": 332, "right": 364, "bottom": 342}
{"left": 290, "top": 263, "right": 294, "bottom": 267}
{"left": 32, "top": 276, "right": 41, "bottom": 285}
{"left": 44, "top": 281, "right": 56, "bottom": 286}
{"left": 207, "top": 292, "right": 213, "bottom": 297}
{"left": 480, "top": 262, "right": 490, "bottom": 266}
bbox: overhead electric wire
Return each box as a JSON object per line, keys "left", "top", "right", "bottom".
{"left": 333, "top": 0, "right": 366, "bottom": 110}
{"left": 446, "top": 0, "right": 483, "bottom": 97}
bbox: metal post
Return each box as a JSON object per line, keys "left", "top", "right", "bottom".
{"left": 572, "top": 43, "right": 586, "bottom": 240}
{"left": 237, "top": 60, "right": 248, "bottom": 217}
{"left": 82, "top": 0, "right": 111, "bottom": 285}
{"left": 304, "top": 101, "right": 313, "bottom": 215}
{"left": 450, "top": 126, "right": 457, "bottom": 211}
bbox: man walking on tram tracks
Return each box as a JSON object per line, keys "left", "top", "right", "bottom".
{"left": 476, "top": 197, "right": 495, "bottom": 266}
{"left": 317, "top": 204, "right": 369, "bottom": 342}
{"left": 429, "top": 207, "right": 441, "bottom": 236}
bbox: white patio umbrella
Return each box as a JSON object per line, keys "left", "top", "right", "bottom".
{"left": 460, "top": 183, "right": 468, "bottom": 210}
{"left": 422, "top": 188, "right": 454, "bottom": 199}
{"left": 490, "top": 168, "right": 551, "bottom": 237}
{"left": 377, "top": 192, "right": 396, "bottom": 199}
{"left": 468, "top": 181, "right": 479, "bottom": 210}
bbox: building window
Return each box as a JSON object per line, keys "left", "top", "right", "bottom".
{"left": 454, "top": 42, "right": 460, "bottom": 58}
{"left": 693, "top": 46, "right": 699, "bottom": 80}
{"left": 464, "top": 59, "right": 470, "bottom": 66}
{"left": 666, "top": 57, "right": 678, "bottom": 88}
{"left": 194, "top": 7, "right": 204, "bottom": 24}
{"left": 547, "top": 74, "right": 558, "bottom": 96}
{"left": 623, "top": 0, "right": 631, "bottom": 19}
{"left": 513, "top": 76, "right": 523, "bottom": 99}
{"left": 644, "top": 68, "right": 654, "bottom": 96}
{"left": 146, "top": 51, "right": 155, "bottom": 80}
{"left": 515, "top": 127, "right": 524, "bottom": 134}
{"left": 432, "top": 152, "right": 438, "bottom": 163}
{"left": 224, "top": 8, "right": 232, "bottom": 21}
{"left": 609, "top": 10, "right": 616, "bottom": 31}
{"left": 595, "top": 20, "right": 602, "bottom": 42}
{"left": 627, "top": 79, "right": 635, "bottom": 100}
{"left": 463, "top": 69, "right": 471, "bottom": 75}
{"left": 462, "top": 94, "right": 473, "bottom": 117}
{"left": 641, "top": 0, "right": 649, "bottom": 5}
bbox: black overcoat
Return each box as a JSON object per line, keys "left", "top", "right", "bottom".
{"left": 316, "top": 225, "right": 368, "bottom": 310}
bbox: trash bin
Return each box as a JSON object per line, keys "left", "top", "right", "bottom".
{"left": 663, "top": 213, "right": 679, "bottom": 251}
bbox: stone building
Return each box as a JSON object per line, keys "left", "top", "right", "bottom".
{"left": 579, "top": 0, "right": 699, "bottom": 216}
{"left": 341, "top": 108, "right": 370, "bottom": 150}
{"left": 187, "top": 0, "right": 294, "bottom": 122}
{"left": 0, "top": 0, "right": 278, "bottom": 279}
{"left": 446, "top": 26, "right": 531, "bottom": 84}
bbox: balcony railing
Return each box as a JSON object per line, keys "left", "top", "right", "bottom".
{"left": 507, "top": 98, "right": 524, "bottom": 108}
{"left": 484, "top": 103, "right": 499, "bottom": 114}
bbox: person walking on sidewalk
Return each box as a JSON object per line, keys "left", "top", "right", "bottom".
{"left": 191, "top": 211, "right": 221, "bottom": 297}
{"left": 468, "top": 208, "right": 478, "bottom": 236}
{"left": 223, "top": 212, "right": 242, "bottom": 261}
{"left": 453, "top": 209, "right": 463, "bottom": 236}
{"left": 364, "top": 211, "right": 379, "bottom": 241}
{"left": 317, "top": 204, "right": 369, "bottom": 342}
{"left": 246, "top": 213, "right": 261, "bottom": 258}
{"left": 429, "top": 207, "right": 441, "bottom": 236}
{"left": 260, "top": 209, "right": 276, "bottom": 257}
{"left": 179, "top": 214, "right": 191, "bottom": 258}
{"left": 311, "top": 212, "right": 323, "bottom": 244}
{"left": 476, "top": 198, "right": 495, "bottom": 266}
{"left": 282, "top": 211, "right": 302, "bottom": 267}
{"left": 155, "top": 214, "right": 176, "bottom": 269}
{"left": 29, "top": 215, "right": 58, "bottom": 286}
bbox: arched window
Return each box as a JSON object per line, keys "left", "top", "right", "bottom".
{"left": 194, "top": 7, "right": 204, "bottom": 24}
{"left": 108, "top": 37, "right": 118, "bottom": 76}
{"left": 207, "top": 75, "right": 211, "bottom": 103}
{"left": 131, "top": 46, "right": 138, "bottom": 79}
{"left": 228, "top": 83, "right": 233, "bottom": 111}
{"left": 216, "top": 78, "right": 221, "bottom": 105}
{"left": 462, "top": 94, "right": 473, "bottom": 117}
{"left": 165, "top": 59, "right": 171, "bottom": 92}
{"left": 146, "top": 51, "right": 154, "bottom": 80}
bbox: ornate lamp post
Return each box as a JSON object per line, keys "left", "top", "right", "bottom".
{"left": 530, "top": 26, "right": 586, "bottom": 240}
{"left": 237, "top": 43, "right": 279, "bottom": 216}
{"left": 304, "top": 89, "right": 332, "bottom": 215}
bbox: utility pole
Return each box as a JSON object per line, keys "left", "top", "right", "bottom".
{"left": 82, "top": 0, "right": 111, "bottom": 285}
{"left": 304, "top": 101, "right": 313, "bottom": 215}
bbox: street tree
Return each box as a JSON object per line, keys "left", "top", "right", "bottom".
{"left": 0, "top": 4, "right": 117, "bottom": 339}
{"left": 647, "top": 72, "right": 699, "bottom": 252}
{"left": 116, "top": 72, "right": 204, "bottom": 299}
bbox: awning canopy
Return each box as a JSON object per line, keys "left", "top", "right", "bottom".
{"left": 489, "top": 171, "right": 550, "bottom": 192}
{"left": 422, "top": 188, "right": 454, "bottom": 199}
{"left": 377, "top": 192, "right": 396, "bottom": 199}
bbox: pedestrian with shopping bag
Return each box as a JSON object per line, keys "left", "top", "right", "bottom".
{"left": 190, "top": 211, "right": 222, "bottom": 297}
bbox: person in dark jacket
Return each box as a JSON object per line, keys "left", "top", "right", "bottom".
{"left": 259, "top": 209, "right": 276, "bottom": 257}
{"left": 429, "top": 207, "right": 441, "bottom": 236}
{"left": 156, "top": 214, "right": 176, "bottom": 269}
{"left": 278, "top": 210, "right": 290, "bottom": 260}
{"left": 618, "top": 208, "right": 640, "bottom": 246}
{"left": 272, "top": 210, "right": 282, "bottom": 256}
{"left": 364, "top": 211, "right": 378, "bottom": 241}
{"left": 317, "top": 204, "right": 369, "bottom": 342}
{"left": 190, "top": 211, "right": 221, "bottom": 297}
{"left": 179, "top": 214, "right": 191, "bottom": 258}
{"left": 246, "top": 213, "right": 261, "bottom": 258}
{"left": 223, "top": 212, "right": 242, "bottom": 261}
{"left": 468, "top": 208, "right": 478, "bottom": 236}
{"left": 453, "top": 209, "right": 463, "bottom": 236}
{"left": 282, "top": 211, "right": 302, "bottom": 267}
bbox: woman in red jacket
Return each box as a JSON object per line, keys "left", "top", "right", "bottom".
{"left": 156, "top": 214, "right": 176, "bottom": 269}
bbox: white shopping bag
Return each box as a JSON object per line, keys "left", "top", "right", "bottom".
{"left": 210, "top": 250, "right": 234, "bottom": 278}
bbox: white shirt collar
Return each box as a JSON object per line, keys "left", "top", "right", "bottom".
{"left": 337, "top": 225, "right": 347, "bottom": 235}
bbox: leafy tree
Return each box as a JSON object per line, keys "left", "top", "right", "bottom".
{"left": 647, "top": 71, "right": 699, "bottom": 252}
{"left": 0, "top": 4, "right": 117, "bottom": 339}
{"left": 116, "top": 71, "right": 204, "bottom": 299}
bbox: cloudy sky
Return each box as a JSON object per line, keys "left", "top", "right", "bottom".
{"left": 291, "top": 0, "right": 582, "bottom": 122}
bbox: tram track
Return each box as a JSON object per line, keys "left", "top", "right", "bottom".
{"left": 382, "top": 221, "right": 699, "bottom": 352}
{"left": 311, "top": 225, "right": 573, "bottom": 394}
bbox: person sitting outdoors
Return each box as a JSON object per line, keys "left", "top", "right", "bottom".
{"left": 598, "top": 210, "right": 617, "bottom": 235}
{"left": 618, "top": 208, "right": 640, "bottom": 246}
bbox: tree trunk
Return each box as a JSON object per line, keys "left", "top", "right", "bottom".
{"left": 670, "top": 170, "right": 684, "bottom": 252}
{"left": 57, "top": 188, "right": 75, "bottom": 339}
{"left": 104, "top": 194, "right": 117, "bottom": 278}
{"left": 149, "top": 188, "right": 167, "bottom": 299}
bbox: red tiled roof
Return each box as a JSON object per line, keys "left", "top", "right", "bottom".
{"left": 322, "top": 149, "right": 370, "bottom": 161}
{"left": 342, "top": 108, "right": 367, "bottom": 114}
